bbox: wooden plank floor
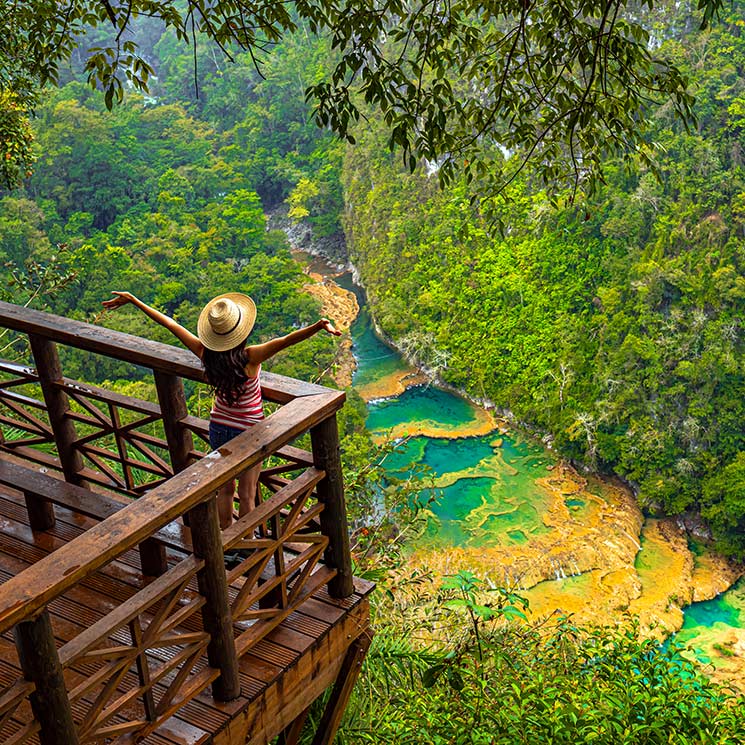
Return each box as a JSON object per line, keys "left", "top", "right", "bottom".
{"left": 0, "top": 485, "right": 374, "bottom": 745}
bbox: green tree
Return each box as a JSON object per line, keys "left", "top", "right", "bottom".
{"left": 0, "top": 0, "right": 728, "bottom": 193}
{"left": 0, "top": 91, "right": 35, "bottom": 187}
{"left": 0, "top": 196, "right": 51, "bottom": 264}
{"left": 204, "top": 189, "right": 266, "bottom": 259}
{"left": 701, "top": 453, "right": 745, "bottom": 555}
{"left": 337, "top": 6, "right": 745, "bottom": 554}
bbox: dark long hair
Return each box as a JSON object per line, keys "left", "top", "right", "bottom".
{"left": 202, "top": 343, "right": 249, "bottom": 406}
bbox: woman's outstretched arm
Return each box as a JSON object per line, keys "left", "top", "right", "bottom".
{"left": 103, "top": 291, "right": 204, "bottom": 358}
{"left": 246, "top": 319, "right": 341, "bottom": 371}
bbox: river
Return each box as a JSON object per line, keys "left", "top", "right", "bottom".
{"left": 296, "top": 250, "right": 745, "bottom": 690}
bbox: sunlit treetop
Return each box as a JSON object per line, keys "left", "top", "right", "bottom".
{"left": 0, "top": 0, "right": 726, "bottom": 194}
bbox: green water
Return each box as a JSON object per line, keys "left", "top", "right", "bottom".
{"left": 671, "top": 578, "right": 745, "bottom": 666}
{"left": 332, "top": 260, "right": 742, "bottom": 653}
{"left": 368, "top": 386, "right": 487, "bottom": 435}
{"left": 634, "top": 535, "right": 662, "bottom": 577}
{"left": 353, "top": 301, "right": 556, "bottom": 549}
{"left": 383, "top": 436, "right": 493, "bottom": 477}
{"left": 349, "top": 307, "right": 409, "bottom": 390}
{"left": 682, "top": 588, "right": 742, "bottom": 629}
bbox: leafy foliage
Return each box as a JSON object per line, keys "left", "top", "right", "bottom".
{"left": 311, "top": 0, "right": 710, "bottom": 196}
{"left": 0, "top": 0, "right": 728, "bottom": 193}
{"left": 0, "top": 91, "right": 35, "bottom": 188}
{"left": 343, "top": 433, "right": 439, "bottom": 577}
{"left": 0, "top": 81, "right": 342, "bottom": 386}
{"left": 1, "top": 7, "right": 744, "bottom": 740}
{"left": 317, "top": 572, "right": 745, "bottom": 744}
{"left": 342, "top": 5, "right": 745, "bottom": 556}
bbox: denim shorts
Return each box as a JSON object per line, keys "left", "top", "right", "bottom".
{"left": 209, "top": 421, "right": 244, "bottom": 450}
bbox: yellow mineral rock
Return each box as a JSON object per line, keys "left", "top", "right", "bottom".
{"left": 302, "top": 271, "right": 359, "bottom": 387}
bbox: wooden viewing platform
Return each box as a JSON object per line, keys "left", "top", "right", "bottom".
{"left": 0, "top": 301, "right": 374, "bottom": 745}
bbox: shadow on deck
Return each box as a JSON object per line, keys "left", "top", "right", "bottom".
{"left": 0, "top": 301, "right": 374, "bottom": 745}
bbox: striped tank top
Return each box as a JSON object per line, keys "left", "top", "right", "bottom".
{"left": 210, "top": 365, "right": 264, "bottom": 429}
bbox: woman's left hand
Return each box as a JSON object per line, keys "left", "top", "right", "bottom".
{"left": 102, "top": 291, "right": 136, "bottom": 310}
{"left": 320, "top": 318, "right": 342, "bottom": 336}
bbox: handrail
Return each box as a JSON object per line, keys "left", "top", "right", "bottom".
{"left": 0, "top": 389, "right": 345, "bottom": 634}
{"left": 0, "top": 300, "right": 329, "bottom": 403}
{"left": 0, "top": 302, "right": 356, "bottom": 742}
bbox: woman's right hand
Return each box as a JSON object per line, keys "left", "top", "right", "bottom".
{"left": 102, "top": 291, "right": 137, "bottom": 310}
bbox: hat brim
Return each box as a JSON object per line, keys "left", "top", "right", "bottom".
{"left": 197, "top": 293, "right": 257, "bottom": 351}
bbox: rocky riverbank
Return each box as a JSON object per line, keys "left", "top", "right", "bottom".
{"left": 300, "top": 266, "right": 359, "bottom": 388}
{"left": 406, "top": 461, "right": 742, "bottom": 653}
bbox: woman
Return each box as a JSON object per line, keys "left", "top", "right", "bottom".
{"left": 102, "top": 291, "right": 341, "bottom": 528}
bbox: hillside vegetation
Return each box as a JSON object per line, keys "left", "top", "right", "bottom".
{"left": 343, "top": 4, "right": 745, "bottom": 556}
{"left": 0, "top": 22, "right": 345, "bottom": 386}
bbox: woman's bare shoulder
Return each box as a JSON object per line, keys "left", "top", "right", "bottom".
{"left": 244, "top": 347, "right": 261, "bottom": 378}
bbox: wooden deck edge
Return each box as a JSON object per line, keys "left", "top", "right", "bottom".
{"left": 211, "top": 597, "right": 372, "bottom": 745}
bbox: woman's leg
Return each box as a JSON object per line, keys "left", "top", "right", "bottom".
{"left": 237, "top": 462, "right": 262, "bottom": 518}
{"left": 208, "top": 422, "right": 243, "bottom": 529}
{"left": 217, "top": 481, "right": 236, "bottom": 530}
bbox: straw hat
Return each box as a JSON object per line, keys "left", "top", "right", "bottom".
{"left": 197, "top": 293, "right": 256, "bottom": 351}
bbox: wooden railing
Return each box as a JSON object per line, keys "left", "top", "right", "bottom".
{"left": 0, "top": 301, "right": 354, "bottom": 744}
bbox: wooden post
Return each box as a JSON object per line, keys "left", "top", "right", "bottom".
{"left": 138, "top": 538, "right": 168, "bottom": 579}
{"left": 187, "top": 497, "right": 241, "bottom": 701}
{"left": 28, "top": 334, "right": 84, "bottom": 485}
{"left": 23, "top": 489, "right": 55, "bottom": 531}
{"left": 311, "top": 633, "right": 372, "bottom": 745}
{"left": 310, "top": 415, "right": 353, "bottom": 598}
{"left": 154, "top": 371, "right": 195, "bottom": 528}
{"left": 14, "top": 610, "right": 80, "bottom": 745}
{"left": 129, "top": 619, "right": 157, "bottom": 721}
{"left": 258, "top": 513, "right": 283, "bottom": 610}
{"left": 279, "top": 706, "right": 311, "bottom": 745}
{"left": 153, "top": 370, "right": 194, "bottom": 474}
